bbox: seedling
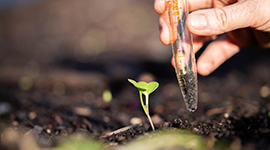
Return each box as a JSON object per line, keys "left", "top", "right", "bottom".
{"left": 128, "top": 79, "right": 159, "bottom": 131}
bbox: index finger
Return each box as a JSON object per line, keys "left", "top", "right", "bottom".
{"left": 188, "top": 0, "right": 211, "bottom": 11}
{"left": 154, "top": 0, "right": 211, "bottom": 14}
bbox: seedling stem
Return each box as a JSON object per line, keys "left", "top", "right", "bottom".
{"left": 128, "top": 79, "right": 159, "bottom": 131}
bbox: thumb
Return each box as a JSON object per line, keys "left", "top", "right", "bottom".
{"left": 186, "top": 0, "right": 269, "bottom": 36}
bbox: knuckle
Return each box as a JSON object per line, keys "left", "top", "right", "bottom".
{"left": 249, "top": 0, "right": 270, "bottom": 31}
{"left": 213, "top": 7, "right": 228, "bottom": 32}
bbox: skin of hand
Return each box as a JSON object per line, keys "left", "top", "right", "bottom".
{"left": 154, "top": 0, "right": 270, "bottom": 76}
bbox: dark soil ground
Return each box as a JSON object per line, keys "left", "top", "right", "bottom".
{"left": 1, "top": 0, "right": 270, "bottom": 150}
{"left": 1, "top": 47, "right": 270, "bottom": 150}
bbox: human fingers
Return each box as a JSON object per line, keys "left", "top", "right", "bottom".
{"left": 170, "top": 35, "right": 210, "bottom": 68}
{"left": 187, "top": 0, "right": 270, "bottom": 36}
{"left": 197, "top": 34, "right": 240, "bottom": 76}
{"left": 154, "top": 0, "right": 228, "bottom": 13}
{"left": 156, "top": 0, "right": 213, "bottom": 46}
{"left": 158, "top": 0, "right": 235, "bottom": 45}
{"left": 154, "top": 0, "right": 166, "bottom": 14}
{"left": 159, "top": 15, "right": 213, "bottom": 46}
{"left": 189, "top": 0, "right": 244, "bottom": 11}
{"left": 188, "top": 0, "right": 211, "bottom": 11}
{"left": 154, "top": 0, "right": 213, "bottom": 14}
{"left": 159, "top": 12, "right": 171, "bottom": 45}
{"left": 193, "top": 35, "right": 213, "bottom": 52}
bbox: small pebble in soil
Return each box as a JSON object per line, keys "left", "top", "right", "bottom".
{"left": 46, "top": 129, "right": 51, "bottom": 134}
{"left": 109, "top": 142, "right": 118, "bottom": 146}
{"left": 224, "top": 113, "right": 229, "bottom": 118}
{"left": 130, "top": 117, "right": 142, "bottom": 125}
{"left": 151, "top": 114, "right": 163, "bottom": 124}
{"left": 28, "top": 111, "right": 37, "bottom": 120}
{"left": 260, "top": 85, "right": 270, "bottom": 98}
{"left": 193, "top": 127, "right": 199, "bottom": 132}
{"left": 12, "top": 121, "right": 19, "bottom": 126}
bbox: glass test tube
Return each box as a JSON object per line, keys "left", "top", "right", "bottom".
{"left": 167, "top": 0, "right": 198, "bottom": 112}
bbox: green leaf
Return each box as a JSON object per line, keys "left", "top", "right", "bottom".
{"left": 128, "top": 79, "right": 138, "bottom": 87}
{"left": 137, "top": 81, "right": 148, "bottom": 91}
{"left": 128, "top": 79, "right": 159, "bottom": 95}
{"left": 138, "top": 81, "right": 159, "bottom": 95}
{"left": 147, "top": 82, "right": 159, "bottom": 95}
{"left": 128, "top": 79, "right": 147, "bottom": 91}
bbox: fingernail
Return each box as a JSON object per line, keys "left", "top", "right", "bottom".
{"left": 190, "top": 13, "right": 207, "bottom": 30}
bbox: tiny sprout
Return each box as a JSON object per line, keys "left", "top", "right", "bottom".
{"left": 128, "top": 79, "right": 159, "bottom": 131}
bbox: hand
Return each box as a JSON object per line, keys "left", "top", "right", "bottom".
{"left": 154, "top": 0, "right": 270, "bottom": 76}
